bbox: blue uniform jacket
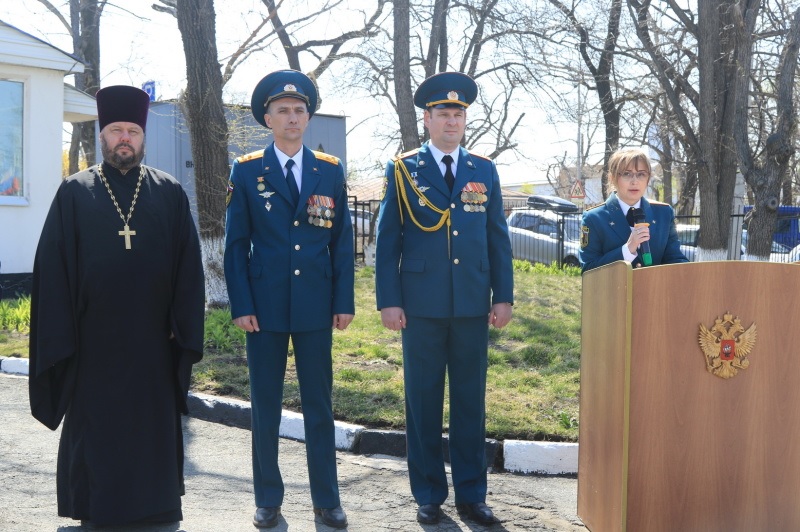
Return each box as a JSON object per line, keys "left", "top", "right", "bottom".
{"left": 224, "top": 144, "right": 355, "bottom": 332}
{"left": 579, "top": 192, "right": 688, "bottom": 272}
{"left": 375, "top": 143, "right": 514, "bottom": 318}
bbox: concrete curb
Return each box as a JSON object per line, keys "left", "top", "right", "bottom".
{"left": 2, "top": 356, "right": 578, "bottom": 475}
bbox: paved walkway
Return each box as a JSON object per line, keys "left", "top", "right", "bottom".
{"left": 0, "top": 374, "right": 587, "bottom": 532}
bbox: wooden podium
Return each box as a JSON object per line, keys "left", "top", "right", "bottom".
{"left": 578, "top": 261, "right": 800, "bottom": 532}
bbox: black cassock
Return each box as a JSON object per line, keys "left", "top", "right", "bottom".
{"left": 28, "top": 162, "right": 205, "bottom": 526}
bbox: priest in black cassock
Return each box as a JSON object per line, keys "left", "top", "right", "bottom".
{"left": 28, "top": 85, "right": 205, "bottom": 528}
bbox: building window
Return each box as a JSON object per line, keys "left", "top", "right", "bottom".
{"left": 0, "top": 79, "right": 24, "bottom": 203}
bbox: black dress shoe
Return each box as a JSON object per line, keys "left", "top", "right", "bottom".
{"left": 314, "top": 505, "right": 348, "bottom": 529}
{"left": 416, "top": 503, "right": 442, "bottom": 524}
{"left": 253, "top": 506, "right": 281, "bottom": 528}
{"left": 457, "top": 502, "right": 498, "bottom": 526}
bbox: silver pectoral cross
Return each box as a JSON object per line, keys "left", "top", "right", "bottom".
{"left": 119, "top": 224, "right": 136, "bottom": 249}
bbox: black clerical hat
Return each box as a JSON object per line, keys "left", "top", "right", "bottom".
{"left": 414, "top": 72, "right": 478, "bottom": 110}
{"left": 251, "top": 70, "right": 319, "bottom": 127}
{"left": 95, "top": 85, "right": 150, "bottom": 131}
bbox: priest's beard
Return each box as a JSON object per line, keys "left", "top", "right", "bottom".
{"left": 100, "top": 135, "right": 146, "bottom": 173}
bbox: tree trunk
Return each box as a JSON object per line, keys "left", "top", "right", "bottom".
{"left": 694, "top": 0, "right": 740, "bottom": 260}
{"left": 176, "top": 0, "right": 230, "bottom": 305}
{"left": 553, "top": 0, "right": 622, "bottom": 200}
{"left": 424, "top": 0, "right": 450, "bottom": 77}
{"left": 394, "top": 0, "right": 420, "bottom": 152}
{"left": 736, "top": 6, "right": 800, "bottom": 259}
{"left": 68, "top": 0, "right": 101, "bottom": 171}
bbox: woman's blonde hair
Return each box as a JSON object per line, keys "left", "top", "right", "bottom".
{"left": 607, "top": 147, "right": 652, "bottom": 194}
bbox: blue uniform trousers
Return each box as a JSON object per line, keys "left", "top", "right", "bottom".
{"left": 246, "top": 328, "right": 340, "bottom": 509}
{"left": 402, "top": 315, "right": 489, "bottom": 506}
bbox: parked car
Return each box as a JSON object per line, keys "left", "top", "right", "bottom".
{"left": 741, "top": 229, "right": 791, "bottom": 262}
{"left": 507, "top": 208, "right": 581, "bottom": 267}
{"left": 526, "top": 194, "right": 580, "bottom": 214}
{"left": 350, "top": 208, "right": 374, "bottom": 235}
{"left": 676, "top": 224, "right": 699, "bottom": 262}
{"left": 678, "top": 224, "right": 790, "bottom": 262}
{"left": 789, "top": 243, "right": 800, "bottom": 262}
{"left": 743, "top": 205, "right": 800, "bottom": 250}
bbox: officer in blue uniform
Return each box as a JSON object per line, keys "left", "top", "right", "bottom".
{"left": 224, "top": 70, "right": 354, "bottom": 530}
{"left": 580, "top": 147, "right": 687, "bottom": 272}
{"left": 375, "top": 72, "right": 514, "bottom": 526}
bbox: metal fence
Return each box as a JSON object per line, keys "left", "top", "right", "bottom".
{"left": 349, "top": 198, "right": 800, "bottom": 267}
{"left": 349, "top": 196, "right": 380, "bottom": 263}
{"left": 675, "top": 213, "right": 800, "bottom": 263}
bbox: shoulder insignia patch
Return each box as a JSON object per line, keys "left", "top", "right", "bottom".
{"left": 225, "top": 179, "right": 234, "bottom": 207}
{"left": 396, "top": 148, "right": 420, "bottom": 160}
{"left": 313, "top": 151, "right": 340, "bottom": 165}
{"left": 649, "top": 200, "right": 669, "bottom": 206}
{"left": 236, "top": 150, "right": 263, "bottom": 164}
{"left": 585, "top": 202, "right": 604, "bottom": 211}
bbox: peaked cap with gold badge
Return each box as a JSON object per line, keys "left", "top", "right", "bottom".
{"left": 413, "top": 71, "right": 478, "bottom": 110}
{"left": 250, "top": 69, "right": 319, "bottom": 127}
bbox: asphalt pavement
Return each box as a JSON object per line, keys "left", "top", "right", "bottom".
{"left": 0, "top": 373, "right": 587, "bottom": 532}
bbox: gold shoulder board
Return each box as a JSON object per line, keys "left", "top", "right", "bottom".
{"left": 236, "top": 150, "right": 263, "bottom": 164}
{"left": 313, "top": 151, "right": 340, "bottom": 165}
{"left": 395, "top": 148, "right": 420, "bottom": 161}
{"left": 468, "top": 151, "right": 491, "bottom": 161}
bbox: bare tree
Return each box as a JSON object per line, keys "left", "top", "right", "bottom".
{"left": 547, "top": 0, "right": 623, "bottom": 199}
{"left": 342, "top": 0, "right": 560, "bottom": 170}
{"left": 734, "top": 4, "right": 800, "bottom": 259}
{"left": 394, "top": 0, "right": 419, "bottom": 151}
{"left": 37, "top": 0, "right": 106, "bottom": 172}
{"left": 153, "top": 0, "right": 388, "bottom": 303}
{"left": 628, "top": 1, "right": 742, "bottom": 260}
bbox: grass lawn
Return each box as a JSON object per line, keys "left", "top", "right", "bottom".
{"left": 196, "top": 262, "right": 582, "bottom": 442}
{"left": 0, "top": 297, "right": 30, "bottom": 358}
{"left": 2, "top": 262, "right": 583, "bottom": 442}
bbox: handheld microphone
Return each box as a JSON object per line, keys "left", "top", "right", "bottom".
{"left": 633, "top": 209, "right": 653, "bottom": 266}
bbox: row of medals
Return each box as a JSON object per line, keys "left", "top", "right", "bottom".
{"left": 308, "top": 204, "right": 334, "bottom": 228}
{"left": 461, "top": 191, "right": 487, "bottom": 212}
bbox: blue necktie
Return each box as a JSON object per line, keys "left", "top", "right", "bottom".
{"left": 285, "top": 159, "right": 299, "bottom": 206}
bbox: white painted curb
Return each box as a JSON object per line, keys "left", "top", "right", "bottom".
{"left": 1, "top": 356, "right": 580, "bottom": 474}
{"left": 278, "top": 408, "right": 363, "bottom": 451}
{"left": 0, "top": 357, "right": 28, "bottom": 375}
{"left": 503, "top": 440, "right": 578, "bottom": 475}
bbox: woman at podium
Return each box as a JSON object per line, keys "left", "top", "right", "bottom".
{"left": 579, "top": 147, "right": 687, "bottom": 272}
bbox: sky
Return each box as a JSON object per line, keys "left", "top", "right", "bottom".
{"left": 0, "top": 0, "right": 579, "bottom": 186}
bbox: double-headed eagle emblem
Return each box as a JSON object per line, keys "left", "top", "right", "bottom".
{"left": 698, "top": 313, "right": 757, "bottom": 379}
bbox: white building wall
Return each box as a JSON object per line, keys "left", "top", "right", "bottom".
{"left": 0, "top": 64, "right": 65, "bottom": 274}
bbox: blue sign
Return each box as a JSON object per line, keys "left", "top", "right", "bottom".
{"left": 142, "top": 80, "right": 156, "bottom": 102}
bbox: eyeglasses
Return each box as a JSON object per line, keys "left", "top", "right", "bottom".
{"left": 619, "top": 171, "right": 650, "bottom": 182}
